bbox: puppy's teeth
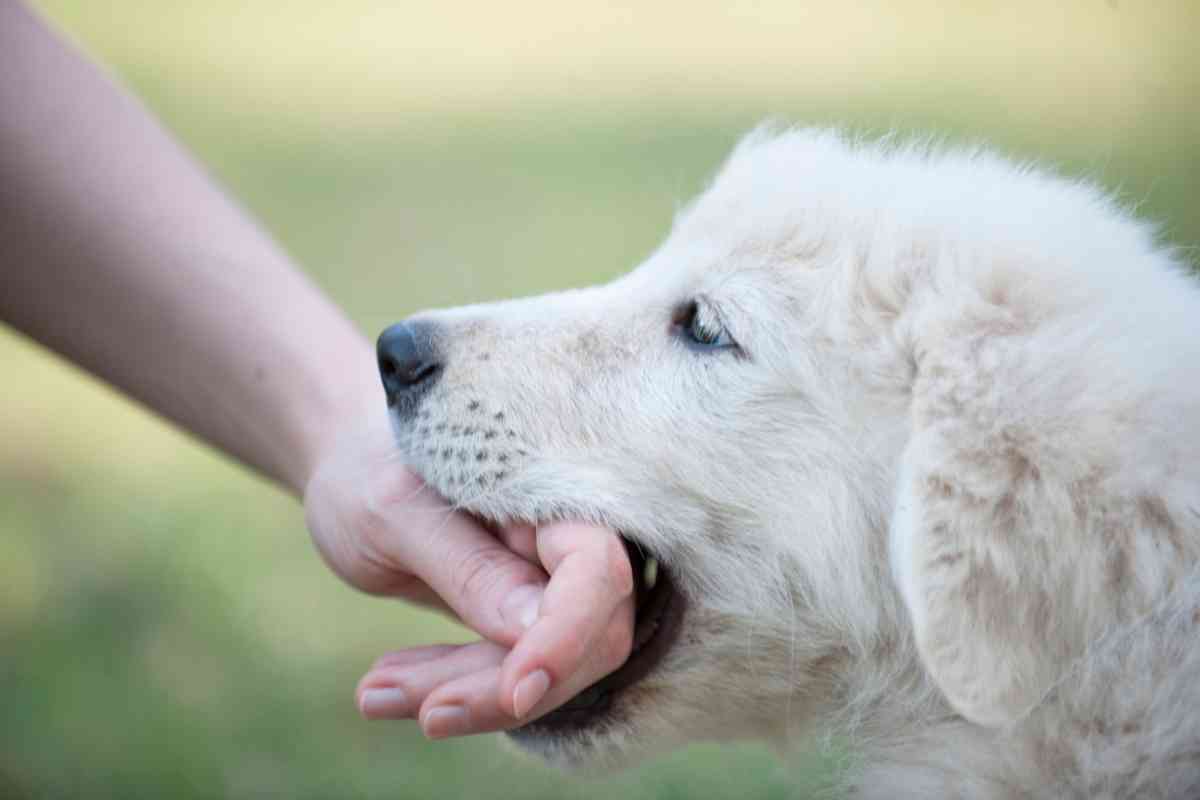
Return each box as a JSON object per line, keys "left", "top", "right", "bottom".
{"left": 643, "top": 557, "right": 658, "bottom": 590}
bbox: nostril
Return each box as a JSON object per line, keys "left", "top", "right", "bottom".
{"left": 378, "top": 352, "right": 439, "bottom": 387}
{"left": 407, "top": 360, "right": 440, "bottom": 385}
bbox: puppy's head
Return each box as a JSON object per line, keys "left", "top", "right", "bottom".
{"left": 379, "top": 127, "right": 1193, "bottom": 765}
{"left": 377, "top": 128, "right": 916, "bottom": 767}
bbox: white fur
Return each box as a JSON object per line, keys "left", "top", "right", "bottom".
{"left": 391, "top": 128, "right": 1200, "bottom": 797}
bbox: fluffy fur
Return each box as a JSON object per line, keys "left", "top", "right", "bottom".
{"left": 390, "top": 128, "right": 1200, "bottom": 798}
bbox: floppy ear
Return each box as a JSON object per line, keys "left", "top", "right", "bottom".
{"left": 888, "top": 321, "right": 1112, "bottom": 728}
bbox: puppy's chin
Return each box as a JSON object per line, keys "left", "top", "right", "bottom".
{"left": 501, "top": 683, "right": 700, "bottom": 775}
{"left": 503, "top": 714, "right": 639, "bottom": 774}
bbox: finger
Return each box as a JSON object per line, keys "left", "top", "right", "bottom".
{"left": 511, "top": 597, "right": 635, "bottom": 722}
{"left": 417, "top": 666, "right": 514, "bottom": 739}
{"left": 498, "top": 522, "right": 635, "bottom": 719}
{"left": 415, "top": 599, "right": 634, "bottom": 738}
{"left": 367, "top": 644, "right": 461, "bottom": 672}
{"left": 356, "top": 641, "right": 507, "bottom": 720}
{"left": 364, "top": 465, "right": 549, "bottom": 646}
{"left": 495, "top": 521, "right": 538, "bottom": 564}
{"left": 374, "top": 573, "right": 457, "bottom": 616}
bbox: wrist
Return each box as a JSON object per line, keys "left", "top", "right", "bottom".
{"left": 290, "top": 346, "right": 388, "bottom": 498}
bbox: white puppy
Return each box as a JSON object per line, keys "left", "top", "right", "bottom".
{"left": 380, "top": 128, "right": 1200, "bottom": 798}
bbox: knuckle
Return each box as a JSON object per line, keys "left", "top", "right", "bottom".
{"left": 347, "top": 496, "right": 387, "bottom": 541}
{"left": 450, "top": 544, "right": 511, "bottom": 603}
{"left": 380, "top": 465, "right": 427, "bottom": 504}
{"left": 346, "top": 504, "right": 393, "bottom": 571}
{"left": 351, "top": 467, "right": 427, "bottom": 553}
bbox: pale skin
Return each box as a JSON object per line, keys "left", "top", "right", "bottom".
{"left": 0, "top": 0, "right": 633, "bottom": 738}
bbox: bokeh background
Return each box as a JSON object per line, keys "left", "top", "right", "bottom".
{"left": 2, "top": 1, "right": 1197, "bottom": 798}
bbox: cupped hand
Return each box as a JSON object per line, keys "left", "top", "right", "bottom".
{"left": 303, "top": 423, "right": 635, "bottom": 737}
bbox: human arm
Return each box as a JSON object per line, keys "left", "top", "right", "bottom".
{"left": 0, "top": 0, "right": 632, "bottom": 736}
{"left": 0, "top": 0, "right": 374, "bottom": 491}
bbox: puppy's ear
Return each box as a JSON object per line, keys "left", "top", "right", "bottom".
{"left": 889, "top": 322, "right": 1116, "bottom": 728}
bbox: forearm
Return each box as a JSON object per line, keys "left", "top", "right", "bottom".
{"left": 0, "top": 2, "right": 380, "bottom": 494}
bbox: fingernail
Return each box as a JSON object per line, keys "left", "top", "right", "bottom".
{"left": 360, "top": 687, "right": 408, "bottom": 719}
{"left": 512, "top": 669, "right": 551, "bottom": 718}
{"left": 422, "top": 705, "right": 470, "bottom": 739}
{"left": 501, "top": 584, "right": 543, "bottom": 631}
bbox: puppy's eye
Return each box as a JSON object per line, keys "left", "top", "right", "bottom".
{"left": 676, "top": 301, "right": 736, "bottom": 351}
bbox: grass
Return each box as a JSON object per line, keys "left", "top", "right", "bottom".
{"left": 2, "top": 1, "right": 1198, "bottom": 797}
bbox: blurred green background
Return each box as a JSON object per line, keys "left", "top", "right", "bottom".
{"left": 2, "top": 1, "right": 1197, "bottom": 798}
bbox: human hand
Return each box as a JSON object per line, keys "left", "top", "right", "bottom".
{"left": 303, "top": 420, "right": 635, "bottom": 737}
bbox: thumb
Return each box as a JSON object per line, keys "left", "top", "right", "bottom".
{"left": 362, "top": 463, "right": 549, "bottom": 646}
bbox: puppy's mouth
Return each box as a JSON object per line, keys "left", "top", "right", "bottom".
{"left": 510, "top": 536, "right": 685, "bottom": 736}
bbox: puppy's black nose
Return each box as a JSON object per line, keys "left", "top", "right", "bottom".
{"left": 377, "top": 320, "right": 443, "bottom": 414}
